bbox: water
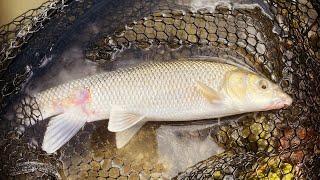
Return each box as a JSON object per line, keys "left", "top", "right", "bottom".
{"left": 0, "top": 0, "right": 319, "bottom": 179}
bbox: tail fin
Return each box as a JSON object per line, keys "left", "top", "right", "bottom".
{"left": 42, "top": 107, "right": 87, "bottom": 153}
{"left": 14, "top": 95, "right": 43, "bottom": 126}
{"left": 14, "top": 95, "right": 88, "bottom": 153}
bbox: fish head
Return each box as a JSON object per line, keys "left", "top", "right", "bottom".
{"left": 224, "top": 69, "right": 293, "bottom": 112}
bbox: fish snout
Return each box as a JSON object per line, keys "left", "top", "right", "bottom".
{"left": 279, "top": 93, "right": 293, "bottom": 108}
{"left": 264, "top": 93, "right": 293, "bottom": 110}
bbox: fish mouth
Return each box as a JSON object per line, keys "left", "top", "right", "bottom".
{"left": 282, "top": 94, "right": 293, "bottom": 108}
{"left": 265, "top": 95, "right": 293, "bottom": 110}
{"left": 269, "top": 100, "right": 285, "bottom": 110}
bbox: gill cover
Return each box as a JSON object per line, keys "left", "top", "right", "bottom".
{"left": 224, "top": 69, "right": 249, "bottom": 104}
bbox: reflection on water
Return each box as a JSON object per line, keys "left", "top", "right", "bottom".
{"left": 156, "top": 123, "right": 224, "bottom": 177}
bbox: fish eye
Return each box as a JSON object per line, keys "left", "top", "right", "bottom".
{"left": 258, "top": 80, "right": 268, "bottom": 90}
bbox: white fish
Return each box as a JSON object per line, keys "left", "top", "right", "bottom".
{"left": 18, "top": 59, "right": 292, "bottom": 153}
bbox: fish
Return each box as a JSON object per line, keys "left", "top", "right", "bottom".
{"left": 17, "top": 59, "right": 292, "bottom": 153}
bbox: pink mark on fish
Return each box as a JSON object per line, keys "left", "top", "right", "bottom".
{"left": 52, "top": 87, "right": 95, "bottom": 115}
{"left": 264, "top": 99, "right": 285, "bottom": 110}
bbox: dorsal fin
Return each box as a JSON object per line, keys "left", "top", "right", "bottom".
{"left": 187, "top": 56, "right": 258, "bottom": 74}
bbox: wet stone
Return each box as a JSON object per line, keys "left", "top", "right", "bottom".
{"left": 122, "top": 164, "right": 132, "bottom": 176}
{"left": 204, "top": 15, "right": 214, "bottom": 21}
{"left": 296, "top": 127, "right": 306, "bottom": 139}
{"left": 155, "top": 22, "right": 165, "bottom": 32}
{"left": 143, "top": 20, "right": 154, "bottom": 27}
{"left": 183, "top": 15, "right": 195, "bottom": 23}
{"left": 235, "top": 30, "right": 246, "bottom": 40}
{"left": 185, "top": 24, "right": 197, "bottom": 35}
{"left": 257, "top": 139, "right": 269, "bottom": 151}
{"left": 205, "top": 21, "right": 217, "bottom": 33}
{"left": 109, "top": 167, "right": 120, "bottom": 178}
{"left": 143, "top": 162, "right": 153, "bottom": 171}
{"left": 208, "top": 34, "right": 218, "bottom": 42}
{"left": 256, "top": 32, "right": 265, "bottom": 42}
{"left": 116, "top": 37, "right": 129, "bottom": 46}
{"left": 227, "top": 33, "right": 237, "bottom": 43}
{"left": 226, "top": 25, "right": 236, "bottom": 33}
{"left": 163, "top": 18, "right": 174, "bottom": 24}
{"left": 236, "top": 20, "right": 247, "bottom": 28}
{"left": 71, "top": 155, "right": 82, "bottom": 166}
{"left": 156, "top": 32, "right": 168, "bottom": 40}
{"left": 194, "top": 18, "right": 206, "bottom": 28}
{"left": 82, "top": 154, "right": 93, "bottom": 164}
{"left": 307, "top": 9, "right": 318, "bottom": 19}
{"left": 69, "top": 166, "right": 79, "bottom": 175}
{"left": 246, "top": 26, "right": 257, "bottom": 35}
{"left": 91, "top": 161, "right": 101, "bottom": 171}
{"left": 248, "top": 37, "right": 257, "bottom": 46}
{"left": 174, "top": 19, "right": 186, "bottom": 29}
{"left": 199, "top": 39, "right": 209, "bottom": 45}
{"left": 93, "top": 151, "right": 105, "bottom": 162}
{"left": 113, "top": 157, "right": 124, "bottom": 166}
{"left": 236, "top": 39, "right": 247, "bottom": 48}
{"left": 248, "top": 134, "right": 260, "bottom": 142}
{"left": 124, "top": 30, "right": 137, "bottom": 41}
{"left": 217, "top": 29, "right": 227, "bottom": 39}
{"left": 257, "top": 43, "right": 266, "bottom": 54}
{"left": 177, "top": 30, "right": 188, "bottom": 41}
{"left": 128, "top": 173, "right": 139, "bottom": 180}
{"left": 133, "top": 24, "right": 145, "bottom": 34}
{"left": 145, "top": 27, "right": 156, "bottom": 38}
{"left": 79, "top": 170, "right": 89, "bottom": 178}
{"left": 187, "top": 35, "right": 198, "bottom": 43}
{"left": 80, "top": 162, "right": 91, "bottom": 171}
{"left": 298, "top": 4, "right": 308, "bottom": 13}
{"left": 217, "top": 20, "right": 227, "bottom": 27}
{"left": 97, "top": 177, "right": 107, "bottom": 180}
{"left": 197, "top": 28, "right": 208, "bottom": 39}
{"left": 165, "top": 24, "right": 177, "bottom": 36}
{"left": 98, "top": 170, "right": 109, "bottom": 177}
{"left": 118, "top": 176, "right": 128, "bottom": 180}
{"left": 140, "top": 172, "right": 151, "bottom": 179}
{"left": 137, "top": 34, "right": 148, "bottom": 42}
{"left": 88, "top": 170, "right": 99, "bottom": 177}
{"left": 68, "top": 175, "right": 79, "bottom": 180}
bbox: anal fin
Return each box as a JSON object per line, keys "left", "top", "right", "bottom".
{"left": 115, "top": 121, "right": 145, "bottom": 148}
{"left": 42, "top": 108, "right": 88, "bottom": 154}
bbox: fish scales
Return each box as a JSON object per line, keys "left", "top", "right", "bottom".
{"left": 35, "top": 60, "right": 237, "bottom": 122}
{"left": 17, "top": 59, "right": 291, "bottom": 153}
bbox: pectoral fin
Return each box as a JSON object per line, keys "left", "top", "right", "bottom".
{"left": 108, "top": 106, "right": 146, "bottom": 132}
{"left": 196, "top": 81, "right": 222, "bottom": 103}
{"left": 115, "top": 121, "right": 145, "bottom": 148}
{"left": 42, "top": 108, "right": 87, "bottom": 154}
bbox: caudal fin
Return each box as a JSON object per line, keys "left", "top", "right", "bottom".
{"left": 42, "top": 108, "right": 87, "bottom": 153}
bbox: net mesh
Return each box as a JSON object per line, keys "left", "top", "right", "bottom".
{"left": 0, "top": 0, "right": 319, "bottom": 179}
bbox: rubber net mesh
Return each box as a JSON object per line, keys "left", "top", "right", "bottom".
{"left": 0, "top": 0, "right": 319, "bottom": 179}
